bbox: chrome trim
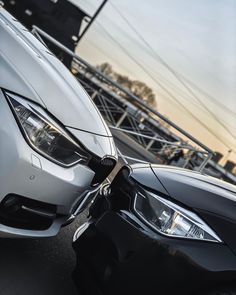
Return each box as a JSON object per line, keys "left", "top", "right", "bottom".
{"left": 99, "top": 182, "right": 111, "bottom": 197}
{"left": 72, "top": 185, "right": 101, "bottom": 217}
{"left": 73, "top": 221, "right": 91, "bottom": 242}
{"left": 21, "top": 205, "right": 56, "bottom": 219}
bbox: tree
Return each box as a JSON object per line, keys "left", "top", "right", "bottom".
{"left": 130, "top": 80, "right": 156, "bottom": 106}
{"left": 96, "top": 62, "right": 157, "bottom": 108}
{"left": 98, "top": 62, "right": 113, "bottom": 77}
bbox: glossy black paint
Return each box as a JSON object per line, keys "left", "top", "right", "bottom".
{"left": 73, "top": 164, "right": 236, "bottom": 295}
{"left": 150, "top": 164, "right": 236, "bottom": 221}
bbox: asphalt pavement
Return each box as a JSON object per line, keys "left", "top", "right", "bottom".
{"left": 0, "top": 216, "right": 84, "bottom": 295}
{"left": 0, "top": 134, "right": 152, "bottom": 295}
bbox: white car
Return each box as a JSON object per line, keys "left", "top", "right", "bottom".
{"left": 0, "top": 7, "right": 117, "bottom": 238}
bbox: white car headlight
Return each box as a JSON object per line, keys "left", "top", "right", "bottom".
{"left": 5, "top": 91, "right": 90, "bottom": 167}
{"left": 134, "top": 191, "right": 222, "bottom": 243}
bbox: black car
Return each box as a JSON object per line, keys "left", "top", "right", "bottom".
{"left": 73, "top": 164, "right": 236, "bottom": 295}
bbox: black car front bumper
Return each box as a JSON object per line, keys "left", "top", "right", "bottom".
{"left": 73, "top": 208, "right": 236, "bottom": 295}
{"left": 73, "top": 165, "right": 236, "bottom": 295}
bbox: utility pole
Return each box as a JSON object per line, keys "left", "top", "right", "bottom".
{"left": 77, "top": 0, "right": 108, "bottom": 43}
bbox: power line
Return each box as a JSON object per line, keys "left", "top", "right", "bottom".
{"left": 180, "top": 74, "right": 236, "bottom": 117}
{"left": 91, "top": 27, "right": 210, "bottom": 113}
{"left": 148, "top": 66, "right": 236, "bottom": 128}
{"left": 109, "top": 1, "right": 236, "bottom": 141}
{"left": 85, "top": 39, "right": 134, "bottom": 75}
{"left": 147, "top": 67, "right": 211, "bottom": 112}
{"left": 107, "top": 4, "right": 236, "bottom": 117}
{"left": 96, "top": 22, "right": 235, "bottom": 151}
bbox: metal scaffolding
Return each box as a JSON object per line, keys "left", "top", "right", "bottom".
{"left": 31, "top": 26, "right": 236, "bottom": 184}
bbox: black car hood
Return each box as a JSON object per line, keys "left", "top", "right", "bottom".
{"left": 150, "top": 165, "right": 236, "bottom": 222}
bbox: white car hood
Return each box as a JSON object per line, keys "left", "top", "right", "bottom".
{"left": 0, "top": 8, "right": 111, "bottom": 137}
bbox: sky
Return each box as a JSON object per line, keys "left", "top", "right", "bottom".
{"left": 71, "top": 0, "right": 236, "bottom": 163}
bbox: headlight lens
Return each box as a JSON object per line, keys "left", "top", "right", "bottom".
{"left": 5, "top": 91, "right": 90, "bottom": 166}
{"left": 134, "top": 191, "right": 222, "bottom": 242}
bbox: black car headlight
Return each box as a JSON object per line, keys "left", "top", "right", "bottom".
{"left": 134, "top": 191, "right": 222, "bottom": 243}
{"left": 4, "top": 91, "right": 90, "bottom": 167}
